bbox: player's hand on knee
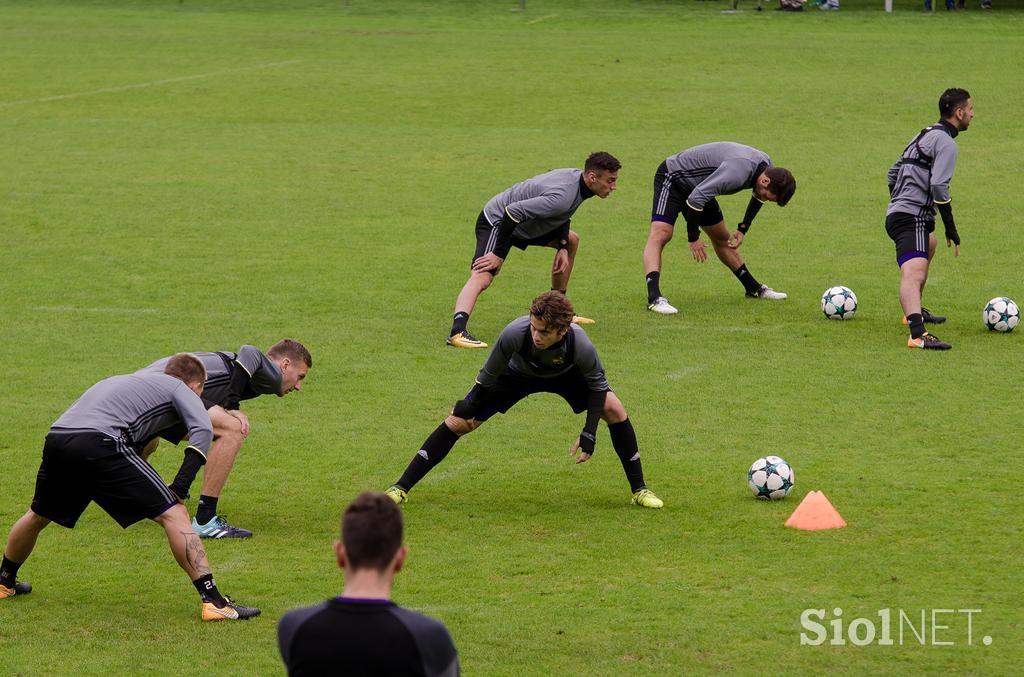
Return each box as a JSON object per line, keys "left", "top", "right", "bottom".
{"left": 689, "top": 240, "right": 707, "bottom": 263}
{"left": 228, "top": 410, "right": 250, "bottom": 438}
{"left": 551, "top": 248, "right": 569, "bottom": 275}
{"left": 728, "top": 230, "right": 744, "bottom": 249}
{"left": 472, "top": 252, "right": 504, "bottom": 273}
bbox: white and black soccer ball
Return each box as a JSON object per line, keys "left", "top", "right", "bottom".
{"left": 983, "top": 297, "right": 1019, "bottom": 333}
{"left": 821, "top": 286, "right": 857, "bottom": 320}
{"left": 748, "top": 456, "right": 795, "bottom": 500}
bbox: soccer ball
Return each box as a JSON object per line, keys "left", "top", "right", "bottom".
{"left": 748, "top": 456, "right": 795, "bottom": 500}
{"left": 821, "top": 286, "right": 857, "bottom": 320}
{"left": 983, "top": 297, "right": 1019, "bottom": 333}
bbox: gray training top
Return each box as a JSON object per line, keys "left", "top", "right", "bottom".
{"left": 476, "top": 316, "right": 610, "bottom": 392}
{"left": 139, "top": 346, "right": 282, "bottom": 408}
{"left": 665, "top": 142, "right": 771, "bottom": 211}
{"left": 51, "top": 372, "right": 213, "bottom": 456}
{"left": 886, "top": 120, "right": 958, "bottom": 220}
{"left": 482, "top": 168, "right": 593, "bottom": 243}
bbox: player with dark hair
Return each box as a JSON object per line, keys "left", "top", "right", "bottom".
{"left": 138, "top": 339, "right": 312, "bottom": 538}
{"left": 643, "top": 143, "right": 796, "bottom": 315}
{"left": 277, "top": 492, "right": 459, "bottom": 677}
{"left": 447, "top": 152, "right": 621, "bottom": 349}
{"left": 885, "top": 88, "right": 973, "bottom": 350}
{"left": 390, "top": 291, "right": 664, "bottom": 509}
{"left": 0, "top": 354, "right": 259, "bottom": 621}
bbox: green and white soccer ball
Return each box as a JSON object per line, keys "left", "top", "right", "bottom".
{"left": 983, "top": 297, "right": 1019, "bottom": 333}
{"left": 748, "top": 456, "right": 795, "bottom": 500}
{"left": 821, "top": 286, "right": 857, "bottom": 320}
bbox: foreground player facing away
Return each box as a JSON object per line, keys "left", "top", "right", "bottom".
{"left": 447, "top": 152, "right": 621, "bottom": 349}
{"left": 642, "top": 142, "right": 796, "bottom": 315}
{"left": 278, "top": 492, "right": 459, "bottom": 677}
{"left": 886, "top": 88, "right": 973, "bottom": 350}
{"left": 139, "top": 340, "right": 312, "bottom": 539}
{"left": 0, "top": 354, "right": 259, "bottom": 621}
{"left": 391, "top": 291, "right": 663, "bottom": 509}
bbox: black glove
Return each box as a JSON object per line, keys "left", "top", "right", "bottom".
{"left": 577, "top": 431, "right": 596, "bottom": 454}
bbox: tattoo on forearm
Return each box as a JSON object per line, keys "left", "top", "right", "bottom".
{"left": 182, "top": 532, "right": 211, "bottom": 576}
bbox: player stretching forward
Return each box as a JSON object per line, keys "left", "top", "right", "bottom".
{"left": 139, "top": 340, "right": 312, "bottom": 538}
{"left": 389, "top": 291, "right": 663, "bottom": 509}
{"left": 643, "top": 142, "right": 796, "bottom": 314}
{"left": 0, "top": 354, "right": 258, "bottom": 621}
{"left": 885, "top": 88, "right": 973, "bottom": 350}
{"left": 447, "top": 152, "right": 620, "bottom": 349}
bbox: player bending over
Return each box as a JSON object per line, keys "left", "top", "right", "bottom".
{"left": 0, "top": 354, "right": 258, "bottom": 621}
{"left": 389, "top": 291, "right": 663, "bottom": 509}
{"left": 138, "top": 339, "right": 312, "bottom": 538}
{"left": 643, "top": 142, "right": 796, "bottom": 315}
{"left": 885, "top": 88, "right": 973, "bottom": 350}
{"left": 447, "top": 152, "right": 620, "bottom": 349}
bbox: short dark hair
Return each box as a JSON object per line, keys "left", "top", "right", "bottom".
{"left": 341, "top": 492, "right": 403, "bottom": 571}
{"left": 530, "top": 291, "right": 575, "bottom": 331}
{"left": 267, "top": 339, "right": 313, "bottom": 368}
{"left": 584, "top": 151, "right": 621, "bottom": 174}
{"left": 765, "top": 167, "right": 796, "bottom": 207}
{"left": 164, "top": 353, "right": 206, "bottom": 386}
{"left": 939, "top": 88, "right": 971, "bottom": 118}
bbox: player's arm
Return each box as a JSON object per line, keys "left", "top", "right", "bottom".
{"left": 930, "top": 140, "right": 960, "bottom": 252}
{"left": 167, "top": 386, "right": 214, "bottom": 500}
{"left": 886, "top": 160, "right": 901, "bottom": 196}
{"left": 571, "top": 331, "right": 611, "bottom": 460}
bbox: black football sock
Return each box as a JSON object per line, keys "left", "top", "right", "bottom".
{"left": 451, "top": 312, "right": 469, "bottom": 337}
{"left": 193, "top": 573, "right": 228, "bottom": 606}
{"left": 646, "top": 271, "right": 662, "bottom": 304}
{"left": 907, "top": 313, "right": 925, "bottom": 339}
{"left": 0, "top": 555, "right": 23, "bottom": 587}
{"left": 609, "top": 418, "right": 646, "bottom": 493}
{"left": 195, "top": 496, "right": 219, "bottom": 526}
{"left": 732, "top": 264, "right": 762, "bottom": 295}
{"left": 395, "top": 422, "right": 460, "bottom": 491}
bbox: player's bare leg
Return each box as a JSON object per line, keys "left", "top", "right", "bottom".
{"left": 153, "top": 503, "right": 259, "bottom": 620}
{"left": 449, "top": 271, "right": 494, "bottom": 348}
{"left": 704, "top": 221, "right": 786, "bottom": 300}
{"left": 548, "top": 231, "right": 592, "bottom": 324}
{"left": 0, "top": 510, "right": 50, "bottom": 597}
{"left": 191, "top": 409, "right": 251, "bottom": 539}
{"left": 644, "top": 221, "right": 677, "bottom": 313}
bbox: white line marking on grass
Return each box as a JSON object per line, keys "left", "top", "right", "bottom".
{"left": 0, "top": 60, "right": 303, "bottom": 109}
{"left": 35, "top": 306, "right": 161, "bottom": 315}
{"left": 527, "top": 14, "right": 559, "bottom": 24}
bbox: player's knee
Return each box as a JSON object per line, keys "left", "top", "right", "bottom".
{"left": 601, "top": 393, "right": 627, "bottom": 423}
{"left": 472, "top": 271, "right": 494, "bottom": 290}
{"left": 444, "top": 415, "right": 478, "bottom": 436}
{"left": 567, "top": 230, "right": 580, "bottom": 251}
{"left": 650, "top": 222, "right": 673, "bottom": 245}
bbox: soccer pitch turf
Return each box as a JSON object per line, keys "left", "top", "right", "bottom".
{"left": 1, "top": 0, "right": 1022, "bottom": 673}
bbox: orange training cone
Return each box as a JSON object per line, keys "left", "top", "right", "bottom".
{"left": 784, "top": 490, "right": 847, "bottom": 531}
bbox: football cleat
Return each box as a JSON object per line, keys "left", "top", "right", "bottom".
{"left": 446, "top": 331, "right": 487, "bottom": 349}
{"left": 201, "top": 598, "right": 261, "bottom": 621}
{"left": 0, "top": 581, "right": 32, "bottom": 599}
{"left": 902, "top": 307, "right": 947, "bottom": 325}
{"left": 385, "top": 485, "right": 408, "bottom": 505}
{"left": 192, "top": 515, "right": 253, "bottom": 539}
{"left": 631, "top": 488, "right": 664, "bottom": 509}
{"left": 571, "top": 315, "right": 595, "bottom": 325}
{"left": 907, "top": 332, "right": 952, "bottom": 350}
{"left": 647, "top": 297, "right": 679, "bottom": 315}
{"left": 746, "top": 285, "right": 788, "bottom": 300}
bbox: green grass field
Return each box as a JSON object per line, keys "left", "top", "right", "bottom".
{"left": 1, "top": 1, "right": 1022, "bottom": 674}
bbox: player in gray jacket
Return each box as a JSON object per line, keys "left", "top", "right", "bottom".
{"left": 643, "top": 142, "right": 796, "bottom": 315}
{"left": 0, "top": 354, "right": 259, "bottom": 621}
{"left": 885, "top": 88, "right": 973, "bottom": 350}
{"left": 392, "top": 291, "right": 663, "bottom": 508}
{"left": 447, "top": 152, "right": 620, "bottom": 349}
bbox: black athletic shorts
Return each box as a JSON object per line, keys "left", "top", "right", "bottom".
{"left": 472, "top": 212, "right": 565, "bottom": 274}
{"left": 885, "top": 211, "right": 934, "bottom": 264}
{"left": 31, "top": 430, "right": 178, "bottom": 529}
{"left": 651, "top": 161, "right": 724, "bottom": 228}
{"left": 471, "top": 368, "right": 595, "bottom": 422}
